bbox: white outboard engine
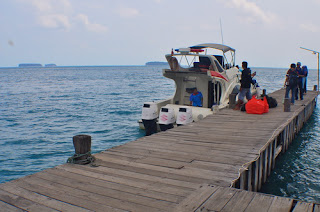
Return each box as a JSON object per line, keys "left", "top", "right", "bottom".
{"left": 176, "top": 106, "right": 193, "bottom": 126}
{"left": 142, "top": 102, "right": 158, "bottom": 136}
{"left": 159, "top": 107, "right": 175, "bottom": 131}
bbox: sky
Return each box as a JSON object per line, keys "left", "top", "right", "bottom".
{"left": 0, "top": 0, "right": 320, "bottom": 68}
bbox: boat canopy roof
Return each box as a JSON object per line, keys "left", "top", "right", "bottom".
{"left": 189, "top": 43, "right": 235, "bottom": 53}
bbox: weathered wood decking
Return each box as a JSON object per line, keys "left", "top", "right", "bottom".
{"left": 0, "top": 89, "right": 318, "bottom": 211}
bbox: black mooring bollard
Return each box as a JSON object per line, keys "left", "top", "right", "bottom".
{"left": 67, "top": 134, "right": 95, "bottom": 164}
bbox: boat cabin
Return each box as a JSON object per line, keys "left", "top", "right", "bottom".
{"left": 163, "top": 43, "right": 239, "bottom": 108}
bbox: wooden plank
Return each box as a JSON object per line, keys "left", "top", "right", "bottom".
{"left": 44, "top": 168, "right": 184, "bottom": 203}
{"left": 220, "top": 189, "right": 256, "bottom": 212}
{"left": 292, "top": 201, "right": 314, "bottom": 212}
{"left": 195, "top": 187, "right": 237, "bottom": 212}
{"left": 56, "top": 165, "right": 196, "bottom": 196}
{"left": 0, "top": 182, "right": 91, "bottom": 212}
{"left": 0, "top": 199, "right": 25, "bottom": 212}
{"left": 244, "top": 194, "right": 274, "bottom": 212}
{"left": 0, "top": 189, "right": 58, "bottom": 212}
{"left": 173, "top": 184, "right": 218, "bottom": 212}
{"left": 268, "top": 196, "right": 293, "bottom": 212}
{"left": 93, "top": 154, "right": 237, "bottom": 184}
{"left": 16, "top": 175, "right": 162, "bottom": 212}
{"left": 33, "top": 171, "right": 176, "bottom": 210}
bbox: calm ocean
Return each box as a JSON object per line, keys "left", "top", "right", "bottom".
{"left": 0, "top": 66, "right": 319, "bottom": 202}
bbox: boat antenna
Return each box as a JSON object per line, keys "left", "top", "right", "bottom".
{"left": 219, "top": 18, "right": 224, "bottom": 45}
{"left": 219, "top": 18, "right": 226, "bottom": 64}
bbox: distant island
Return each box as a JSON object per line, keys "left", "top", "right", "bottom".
{"left": 145, "top": 61, "right": 168, "bottom": 66}
{"left": 19, "top": 63, "right": 42, "bottom": 67}
{"left": 45, "top": 64, "right": 57, "bottom": 67}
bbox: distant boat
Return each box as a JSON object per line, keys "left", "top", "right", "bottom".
{"left": 45, "top": 64, "right": 57, "bottom": 67}
{"left": 145, "top": 61, "right": 168, "bottom": 66}
{"left": 19, "top": 63, "right": 42, "bottom": 67}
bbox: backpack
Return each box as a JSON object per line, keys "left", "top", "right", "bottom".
{"left": 261, "top": 94, "right": 278, "bottom": 108}
{"left": 267, "top": 96, "right": 277, "bottom": 108}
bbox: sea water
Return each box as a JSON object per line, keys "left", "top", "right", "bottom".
{"left": 0, "top": 66, "right": 319, "bottom": 203}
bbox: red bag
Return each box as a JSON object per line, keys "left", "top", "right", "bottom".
{"left": 245, "top": 96, "right": 265, "bottom": 114}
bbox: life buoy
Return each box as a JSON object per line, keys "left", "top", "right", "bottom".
{"left": 169, "top": 57, "right": 179, "bottom": 71}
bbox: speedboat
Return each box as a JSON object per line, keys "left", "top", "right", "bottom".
{"left": 139, "top": 43, "right": 258, "bottom": 134}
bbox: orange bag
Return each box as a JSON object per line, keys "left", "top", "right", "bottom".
{"left": 245, "top": 96, "right": 266, "bottom": 114}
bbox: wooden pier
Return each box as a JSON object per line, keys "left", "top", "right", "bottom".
{"left": 0, "top": 88, "right": 318, "bottom": 211}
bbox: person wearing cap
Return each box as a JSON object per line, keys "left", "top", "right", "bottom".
{"left": 190, "top": 88, "right": 203, "bottom": 107}
{"left": 295, "top": 62, "right": 304, "bottom": 100}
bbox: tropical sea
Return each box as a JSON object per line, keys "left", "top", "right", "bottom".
{"left": 0, "top": 65, "right": 319, "bottom": 203}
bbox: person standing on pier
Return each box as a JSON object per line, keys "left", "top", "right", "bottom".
{"left": 295, "top": 62, "right": 304, "bottom": 100}
{"left": 285, "top": 63, "right": 298, "bottom": 104}
{"left": 302, "top": 65, "right": 308, "bottom": 93}
{"left": 234, "top": 61, "right": 256, "bottom": 110}
{"left": 296, "top": 62, "right": 304, "bottom": 100}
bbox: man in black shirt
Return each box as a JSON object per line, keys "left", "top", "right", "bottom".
{"left": 234, "top": 61, "right": 256, "bottom": 110}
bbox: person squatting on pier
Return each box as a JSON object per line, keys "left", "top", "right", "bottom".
{"left": 190, "top": 88, "right": 203, "bottom": 107}
{"left": 234, "top": 61, "right": 256, "bottom": 110}
{"left": 285, "top": 63, "right": 299, "bottom": 104}
{"left": 295, "top": 62, "right": 305, "bottom": 100}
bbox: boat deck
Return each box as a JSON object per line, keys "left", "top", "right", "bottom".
{"left": 0, "top": 89, "right": 318, "bottom": 211}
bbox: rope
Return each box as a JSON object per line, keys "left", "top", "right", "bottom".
{"left": 67, "top": 151, "right": 96, "bottom": 165}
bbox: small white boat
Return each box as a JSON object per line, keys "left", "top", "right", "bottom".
{"left": 139, "top": 43, "right": 258, "bottom": 134}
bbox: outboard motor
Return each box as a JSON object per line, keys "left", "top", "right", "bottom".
{"left": 176, "top": 106, "right": 193, "bottom": 126}
{"left": 142, "top": 102, "right": 158, "bottom": 136}
{"left": 159, "top": 107, "right": 175, "bottom": 131}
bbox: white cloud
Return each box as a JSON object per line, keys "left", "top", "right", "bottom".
{"left": 23, "top": 0, "right": 107, "bottom": 33}
{"left": 29, "top": 0, "right": 72, "bottom": 13}
{"left": 299, "top": 23, "right": 320, "bottom": 33}
{"left": 117, "top": 7, "right": 140, "bottom": 18}
{"left": 38, "top": 14, "right": 71, "bottom": 29}
{"left": 219, "top": 0, "right": 277, "bottom": 25}
{"left": 76, "top": 14, "right": 108, "bottom": 33}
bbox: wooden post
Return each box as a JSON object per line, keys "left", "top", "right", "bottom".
{"left": 284, "top": 98, "right": 291, "bottom": 112}
{"left": 247, "top": 164, "right": 252, "bottom": 191}
{"left": 229, "top": 94, "right": 237, "bottom": 109}
{"left": 253, "top": 159, "right": 259, "bottom": 192}
{"left": 72, "top": 135, "right": 92, "bottom": 164}
{"left": 258, "top": 154, "right": 263, "bottom": 190}
{"left": 272, "top": 138, "right": 277, "bottom": 169}
{"left": 268, "top": 142, "right": 273, "bottom": 176}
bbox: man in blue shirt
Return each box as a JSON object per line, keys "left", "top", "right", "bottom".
{"left": 190, "top": 88, "right": 203, "bottom": 107}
